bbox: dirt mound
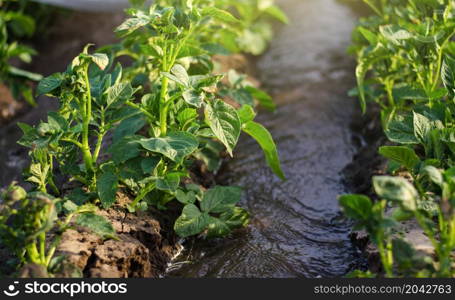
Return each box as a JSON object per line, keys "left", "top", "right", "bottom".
{"left": 54, "top": 192, "right": 180, "bottom": 278}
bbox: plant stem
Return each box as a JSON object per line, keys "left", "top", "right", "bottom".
{"left": 385, "top": 79, "right": 395, "bottom": 107}
{"left": 126, "top": 101, "right": 155, "bottom": 120}
{"left": 377, "top": 234, "right": 393, "bottom": 277}
{"left": 130, "top": 182, "right": 156, "bottom": 209}
{"left": 39, "top": 232, "right": 46, "bottom": 264}
{"left": 93, "top": 109, "right": 105, "bottom": 163}
{"left": 25, "top": 243, "right": 40, "bottom": 265}
{"left": 82, "top": 64, "right": 95, "bottom": 175}
{"left": 159, "top": 74, "right": 170, "bottom": 136}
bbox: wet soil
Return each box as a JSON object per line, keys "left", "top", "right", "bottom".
{"left": 167, "top": 0, "right": 367, "bottom": 278}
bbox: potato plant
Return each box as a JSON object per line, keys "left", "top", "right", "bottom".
{"left": 342, "top": 0, "right": 455, "bottom": 277}
{"left": 20, "top": 45, "right": 138, "bottom": 204}
{"left": 197, "top": 0, "right": 289, "bottom": 55}
{"left": 350, "top": 0, "right": 455, "bottom": 114}
{"left": 0, "top": 0, "right": 42, "bottom": 106}
{"left": 105, "top": 0, "right": 285, "bottom": 235}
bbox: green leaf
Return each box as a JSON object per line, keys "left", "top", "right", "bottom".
{"left": 242, "top": 121, "right": 285, "bottom": 180}
{"left": 177, "top": 108, "right": 198, "bottom": 125}
{"left": 355, "top": 45, "right": 388, "bottom": 113}
{"left": 170, "top": 64, "right": 189, "bottom": 86}
{"left": 238, "top": 105, "right": 256, "bottom": 124}
{"left": 9, "top": 66, "right": 42, "bottom": 82}
{"left": 88, "top": 53, "right": 109, "bottom": 70}
{"left": 97, "top": 171, "right": 118, "bottom": 209}
{"left": 385, "top": 114, "right": 419, "bottom": 144}
{"left": 413, "top": 112, "right": 432, "bottom": 144}
{"left": 201, "top": 186, "right": 242, "bottom": 213}
{"left": 204, "top": 100, "right": 241, "bottom": 156}
{"left": 244, "top": 86, "right": 276, "bottom": 111}
{"left": 113, "top": 115, "right": 146, "bottom": 143}
{"left": 201, "top": 43, "right": 230, "bottom": 55}
{"left": 442, "top": 55, "right": 455, "bottom": 97}
{"left": 392, "top": 85, "right": 427, "bottom": 101}
{"left": 358, "top": 26, "right": 377, "bottom": 45}
{"left": 37, "top": 73, "right": 64, "bottom": 96}
{"left": 206, "top": 216, "right": 231, "bottom": 238}
{"left": 226, "top": 88, "right": 254, "bottom": 106}
{"left": 422, "top": 166, "right": 443, "bottom": 186}
{"left": 392, "top": 238, "right": 417, "bottom": 269}
{"left": 76, "top": 213, "right": 117, "bottom": 239}
{"left": 162, "top": 64, "right": 190, "bottom": 87}
{"left": 175, "top": 189, "right": 196, "bottom": 205}
{"left": 139, "top": 132, "right": 199, "bottom": 163}
{"left": 141, "top": 157, "right": 160, "bottom": 174}
{"left": 373, "top": 176, "right": 418, "bottom": 211}
{"left": 174, "top": 204, "right": 210, "bottom": 238}
{"left": 339, "top": 194, "right": 373, "bottom": 221}
{"left": 62, "top": 200, "right": 78, "bottom": 213}
{"left": 378, "top": 146, "right": 420, "bottom": 170}
{"left": 107, "top": 82, "right": 134, "bottom": 107}
{"left": 48, "top": 111, "right": 68, "bottom": 132}
{"left": 380, "top": 25, "right": 412, "bottom": 44}
{"left": 156, "top": 173, "right": 181, "bottom": 192}
{"left": 67, "top": 188, "right": 92, "bottom": 206}
{"left": 202, "top": 7, "right": 240, "bottom": 24}
{"left": 219, "top": 206, "right": 249, "bottom": 229}
{"left": 182, "top": 90, "right": 204, "bottom": 107}
{"left": 108, "top": 136, "right": 141, "bottom": 164}
{"left": 264, "top": 5, "right": 289, "bottom": 24}
{"left": 115, "top": 16, "right": 149, "bottom": 36}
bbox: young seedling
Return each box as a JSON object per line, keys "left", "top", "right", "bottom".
{"left": 19, "top": 45, "right": 138, "bottom": 207}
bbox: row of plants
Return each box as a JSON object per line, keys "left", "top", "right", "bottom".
{"left": 0, "top": 0, "right": 287, "bottom": 276}
{"left": 342, "top": 0, "right": 455, "bottom": 277}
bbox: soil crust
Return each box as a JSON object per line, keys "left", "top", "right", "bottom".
{"left": 55, "top": 192, "right": 180, "bottom": 278}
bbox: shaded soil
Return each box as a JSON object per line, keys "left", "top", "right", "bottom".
{"left": 343, "top": 105, "right": 387, "bottom": 197}
{"left": 341, "top": 105, "right": 388, "bottom": 273}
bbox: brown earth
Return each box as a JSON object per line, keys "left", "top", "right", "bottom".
{"left": 54, "top": 192, "right": 180, "bottom": 278}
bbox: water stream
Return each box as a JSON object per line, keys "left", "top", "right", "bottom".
{"left": 167, "top": 0, "right": 362, "bottom": 278}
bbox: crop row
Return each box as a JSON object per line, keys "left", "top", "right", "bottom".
{"left": 342, "top": 0, "right": 455, "bottom": 277}
{"left": 0, "top": 0, "right": 287, "bottom": 276}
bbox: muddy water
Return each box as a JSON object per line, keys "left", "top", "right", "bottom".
{"left": 167, "top": 0, "right": 362, "bottom": 278}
